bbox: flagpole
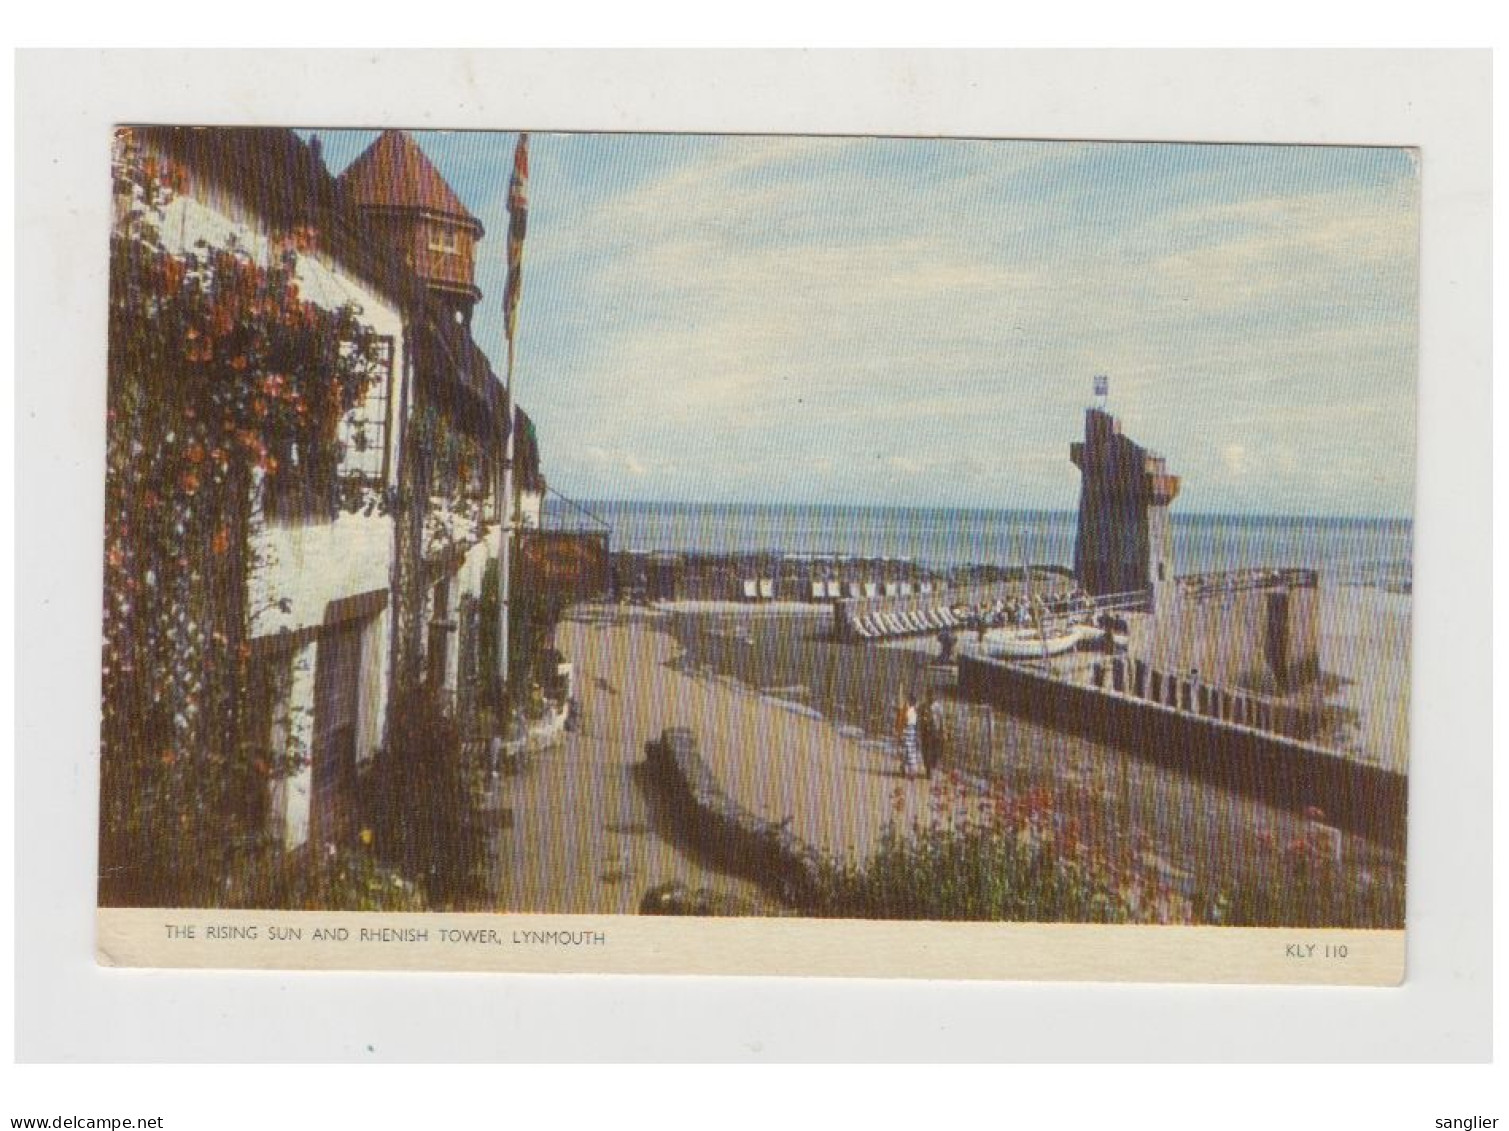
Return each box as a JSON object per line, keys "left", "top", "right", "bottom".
{"left": 496, "top": 133, "right": 529, "bottom": 737}
{"left": 498, "top": 336, "right": 515, "bottom": 719}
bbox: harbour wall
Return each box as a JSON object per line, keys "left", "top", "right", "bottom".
{"left": 1154, "top": 569, "right": 1321, "bottom": 688}
{"left": 957, "top": 651, "right": 1405, "bottom": 847}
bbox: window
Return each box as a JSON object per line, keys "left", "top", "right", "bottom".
{"left": 263, "top": 337, "right": 397, "bottom": 524}
{"left": 336, "top": 336, "right": 396, "bottom": 493}
{"left": 427, "top": 575, "right": 455, "bottom": 692}
{"left": 427, "top": 225, "right": 460, "bottom": 254}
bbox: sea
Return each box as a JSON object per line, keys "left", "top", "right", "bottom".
{"left": 547, "top": 500, "right": 1413, "bottom": 594}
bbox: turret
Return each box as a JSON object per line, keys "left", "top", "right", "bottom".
{"left": 336, "top": 129, "right": 485, "bottom": 327}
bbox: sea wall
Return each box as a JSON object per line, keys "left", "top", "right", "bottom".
{"left": 1149, "top": 571, "right": 1321, "bottom": 689}
{"left": 957, "top": 653, "right": 1405, "bottom": 847}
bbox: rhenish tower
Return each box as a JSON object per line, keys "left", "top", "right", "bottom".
{"left": 1070, "top": 407, "right": 1180, "bottom": 599}
{"left": 336, "top": 130, "right": 485, "bottom": 327}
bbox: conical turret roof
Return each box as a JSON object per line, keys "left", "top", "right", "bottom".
{"left": 337, "top": 129, "right": 482, "bottom": 233}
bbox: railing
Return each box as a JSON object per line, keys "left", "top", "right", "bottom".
{"left": 1174, "top": 567, "right": 1318, "bottom": 600}
{"left": 541, "top": 487, "right": 613, "bottom": 535}
{"left": 1084, "top": 588, "right": 1153, "bottom": 615}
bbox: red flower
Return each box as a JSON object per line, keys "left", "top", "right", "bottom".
{"left": 211, "top": 526, "right": 230, "bottom": 555}
{"left": 156, "top": 256, "right": 186, "bottom": 295}
{"left": 210, "top": 304, "right": 235, "bottom": 339}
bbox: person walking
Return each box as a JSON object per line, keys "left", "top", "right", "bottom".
{"left": 920, "top": 693, "right": 945, "bottom": 778}
{"left": 937, "top": 626, "right": 956, "bottom": 662}
{"left": 896, "top": 694, "right": 922, "bottom": 777}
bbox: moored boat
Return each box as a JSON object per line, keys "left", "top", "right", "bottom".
{"left": 982, "top": 621, "right": 1100, "bottom": 659}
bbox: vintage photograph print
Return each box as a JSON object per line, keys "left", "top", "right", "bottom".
{"left": 96, "top": 127, "right": 1415, "bottom": 982}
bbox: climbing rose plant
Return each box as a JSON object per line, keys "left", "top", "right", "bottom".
{"left": 100, "top": 131, "right": 389, "bottom": 905}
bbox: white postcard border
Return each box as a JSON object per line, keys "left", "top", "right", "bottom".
{"left": 15, "top": 48, "right": 1492, "bottom": 1061}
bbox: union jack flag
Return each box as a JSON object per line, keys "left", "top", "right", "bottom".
{"left": 503, "top": 133, "right": 529, "bottom": 344}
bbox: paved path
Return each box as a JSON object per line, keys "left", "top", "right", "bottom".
{"left": 485, "top": 611, "right": 784, "bottom": 915}
{"left": 552, "top": 607, "right": 934, "bottom": 870}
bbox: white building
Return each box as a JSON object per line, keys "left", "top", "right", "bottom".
{"left": 110, "top": 128, "right": 519, "bottom": 860}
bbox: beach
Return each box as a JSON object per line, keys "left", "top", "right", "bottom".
{"left": 1319, "top": 584, "right": 1412, "bottom": 772}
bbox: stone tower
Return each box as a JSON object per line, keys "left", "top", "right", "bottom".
{"left": 1070, "top": 408, "right": 1180, "bottom": 598}
{"left": 336, "top": 130, "right": 485, "bottom": 327}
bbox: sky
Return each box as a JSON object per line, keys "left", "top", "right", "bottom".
{"left": 312, "top": 129, "right": 1419, "bottom": 517}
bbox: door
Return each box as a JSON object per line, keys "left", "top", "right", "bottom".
{"left": 311, "top": 625, "right": 362, "bottom": 849}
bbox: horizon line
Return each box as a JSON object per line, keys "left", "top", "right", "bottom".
{"left": 550, "top": 497, "right": 1415, "bottom": 523}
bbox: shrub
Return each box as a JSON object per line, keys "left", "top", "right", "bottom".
{"left": 808, "top": 772, "right": 1400, "bottom": 927}
{"left": 365, "top": 685, "right": 486, "bottom": 907}
{"left": 221, "top": 842, "right": 426, "bottom": 912}
{"left": 1217, "top": 823, "right": 1405, "bottom": 928}
{"left": 810, "top": 774, "right": 1145, "bottom": 923}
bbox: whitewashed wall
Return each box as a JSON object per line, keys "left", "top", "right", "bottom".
{"left": 143, "top": 151, "right": 507, "bottom": 855}
{"left": 518, "top": 489, "right": 544, "bottom": 530}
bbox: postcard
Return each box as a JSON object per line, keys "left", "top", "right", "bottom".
{"left": 94, "top": 124, "right": 1416, "bottom": 984}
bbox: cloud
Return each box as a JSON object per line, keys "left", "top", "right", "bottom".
{"left": 407, "top": 133, "right": 1418, "bottom": 516}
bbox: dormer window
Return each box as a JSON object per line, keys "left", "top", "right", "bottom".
{"left": 427, "top": 225, "right": 460, "bottom": 255}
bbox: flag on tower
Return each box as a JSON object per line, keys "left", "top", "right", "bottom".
{"left": 1093, "top": 374, "right": 1109, "bottom": 398}
{"left": 503, "top": 133, "right": 529, "bottom": 346}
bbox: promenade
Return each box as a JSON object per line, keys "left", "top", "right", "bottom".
{"left": 555, "top": 607, "right": 930, "bottom": 870}
{"left": 486, "top": 605, "right": 933, "bottom": 914}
